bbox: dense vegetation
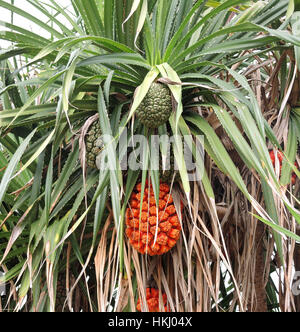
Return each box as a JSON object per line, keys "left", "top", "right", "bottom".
{"left": 0, "top": 0, "right": 300, "bottom": 312}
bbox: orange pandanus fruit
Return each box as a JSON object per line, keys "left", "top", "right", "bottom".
{"left": 136, "top": 288, "right": 170, "bottom": 312}
{"left": 125, "top": 182, "right": 182, "bottom": 256}
{"left": 269, "top": 150, "right": 298, "bottom": 185}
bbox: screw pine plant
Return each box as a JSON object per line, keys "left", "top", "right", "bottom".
{"left": 0, "top": 0, "right": 299, "bottom": 312}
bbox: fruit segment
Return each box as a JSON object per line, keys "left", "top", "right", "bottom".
{"left": 126, "top": 182, "right": 182, "bottom": 256}
{"left": 269, "top": 150, "right": 299, "bottom": 185}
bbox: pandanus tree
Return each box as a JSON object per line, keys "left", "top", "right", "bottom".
{"left": 0, "top": 0, "right": 300, "bottom": 312}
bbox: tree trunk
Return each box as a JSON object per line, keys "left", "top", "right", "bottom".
{"left": 294, "top": 227, "right": 300, "bottom": 312}
{"left": 252, "top": 221, "right": 268, "bottom": 312}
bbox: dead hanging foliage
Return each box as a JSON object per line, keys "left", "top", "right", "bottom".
{"left": 203, "top": 52, "right": 300, "bottom": 312}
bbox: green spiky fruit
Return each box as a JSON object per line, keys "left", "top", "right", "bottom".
{"left": 86, "top": 120, "right": 103, "bottom": 169}
{"left": 136, "top": 82, "right": 172, "bottom": 128}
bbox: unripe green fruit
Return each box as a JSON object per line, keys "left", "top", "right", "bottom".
{"left": 85, "top": 120, "right": 103, "bottom": 169}
{"left": 136, "top": 82, "right": 172, "bottom": 128}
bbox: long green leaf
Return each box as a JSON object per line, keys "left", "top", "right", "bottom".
{"left": 0, "top": 129, "right": 36, "bottom": 208}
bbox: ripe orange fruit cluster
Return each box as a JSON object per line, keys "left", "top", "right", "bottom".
{"left": 136, "top": 288, "right": 170, "bottom": 312}
{"left": 125, "top": 182, "right": 182, "bottom": 256}
{"left": 269, "top": 150, "right": 298, "bottom": 185}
